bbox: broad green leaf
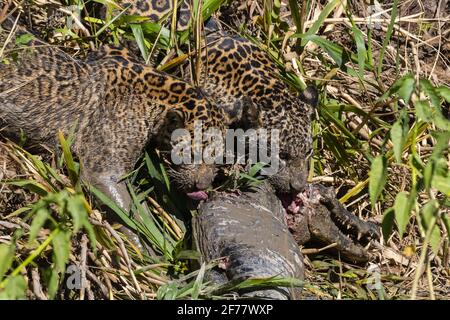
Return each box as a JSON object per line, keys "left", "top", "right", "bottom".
{"left": 394, "top": 192, "right": 412, "bottom": 239}
{"left": 415, "top": 100, "right": 432, "bottom": 122}
{"left": 29, "top": 207, "right": 50, "bottom": 243}
{"left": 431, "top": 174, "right": 450, "bottom": 196}
{"left": 248, "top": 162, "right": 267, "bottom": 177}
{"left": 65, "top": 193, "right": 96, "bottom": 251}
{"left": 0, "top": 275, "right": 27, "bottom": 300}
{"left": 52, "top": 230, "right": 71, "bottom": 273}
{"left": 381, "top": 208, "right": 395, "bottom": 241}
{"left": 421, "top": 200, "right": 439, "bottom": 228}
{"left": 66, "top": 194, "right": 88, "bottom": 233}
{"left": 369, "top": 155, "right": 387, "bottom": 206}
{"left": 436, "top": 86, "right": 450, "bottom": 102}
{"left": 420, "top": 79, "right": 441, "bottom": 108}
{"left": 15, "top": 33, "right": 34, "bottom": 45}
{"left": 380, "top": 74, "right": 415, "bottom": 104}
{"left": 421, "top": 200, "right": 440, "bottom": 255}
{"left": 48, "top": 269, "right": 59, "bottom": 300}
{"left": 157, "top": 282, "right": 179, "bottom": 300}
{"left": 442, "top": 213, "right": 450, "bottom": 241}
{"left": 429, "top": 227, "right": 441, "bottom": 256}
{"left": 423, "top": 160, "right": 434, "bottom": 192}
{"left": 390, "top": 119, "right": 405, "bottom": 163}
{"left": 396, "top": 75, "right": 415, "bottom": 105}
{"left": 432, "top": 112, "right": 450, "bottom": 131}
{"left": 0, "top": 244, "right": 15, "bottom": 281}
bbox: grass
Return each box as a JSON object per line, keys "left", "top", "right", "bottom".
{"left": 0, "top": 0, "right": 449, "bottom": 299}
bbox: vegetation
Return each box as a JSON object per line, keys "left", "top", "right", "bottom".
{"left": 0, "top": 0, "right": 449, "bottom": 299}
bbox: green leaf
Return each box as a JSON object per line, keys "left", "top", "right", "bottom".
{"left": 369, "top": 155, "right": 387, "bottom": 206}
{"left": 15, "top": 33, "right": 34, "bottom": 45}
{"left": 58, "top": 131, "right": 80, "bottom": 192}
{"left": 29, "top": 206, "right": 50, "bottom": 243}
{"left": 48, "top": 269, "right": 59, "bottom": 300}
{"left": 301, "top": 0, "right": 340, "bottom": 46}
{"left": 175, "top": 250, "right": 201, "bottom": 260}
{"left": 66, "top": 194, "right": 88, "bottom": 233}
{"left": 157, "top": 282, "right": 179, "bottom": 300}
{"left": 415, "top": 100, "right": 432, "bottom": 122}
{"left": 304, "top": 35, "right": 349, "bottom": 68}
{"left": 381, "top": 208, "right": 395, "bottom": 241}
{"left": 380, "top": 74, "right": 415, "bottom": 104}
{"left": 390, "top": 116, "right": 407, "bottom": 163}
{"left": 90, "top": 185, "right": 138, "bottom": 232}
{"left": 52, "top": 230, "right": 71, "bottom": 273}
{"left": 424, "top": 132, "right": 450, "bottom": 192}
{"left": 0, "top": 275, "right": 27, "bottom": 300}
{"left": 394, "top": 192, "right": 412, "bottom": 239}
{"left": 248, "top": 162, "right": 267, "bottom": 177}
{"left": 421, "top": 200, "right": 440, "bottom": 255}
{"left": 130, "top": 23, "right": 149, "bottom": 62}
{"left": 351, "top": 25, "right": 367, "bottom": 79}
{"left": 436, "top": 86, "right": 450, "bottom": 102}
{"left": 377, "top": 0, "right": 398, "bottom": 76}
{"left": 431, "top": 174, "right": 450, "bottom": 196}
{"left": 442, "top": 213, "right": 450, "bottom": 241}
{"left": 420, "top": 79, "right": 441, "bottom": 109}
{"left": 0, "top": 244, "right": 15, "bottom": 281}
{"left": 191, "top": 262, "right": 206, "bottom": 300}
{"left": 3, "top": 180, "right": 48, "bottom": 197}
{"left": 128, "top": 186, "right": 175, "bottom": 257}
{"left": 429, "top": 227, "right": 441, "bottom": 256}
{"left": 421, "top": 200, "right": 439, "bottom": 228}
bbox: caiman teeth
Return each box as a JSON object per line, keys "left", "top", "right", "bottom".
{"left": 357, "top": 232, "right": 362, "bottom": 241}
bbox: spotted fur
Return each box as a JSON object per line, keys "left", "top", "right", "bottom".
{"left": 116, "top": 0, "right": 191, "bottom": 30}
{"left": 0, "top": 32, "right": 225, "bottom": 211}
{"left": 196, "top": 30, "right": 314, "bottom": 193}
{"left": 111, "top": 1, "right": 315, "bottom": 193}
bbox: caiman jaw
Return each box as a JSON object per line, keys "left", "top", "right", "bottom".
{"left": 280, "top": 184, "right": 381, "bottom": 263}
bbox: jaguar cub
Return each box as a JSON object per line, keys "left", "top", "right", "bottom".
{"left": 0, "top": 24, "right": 227, "bottom": 214}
